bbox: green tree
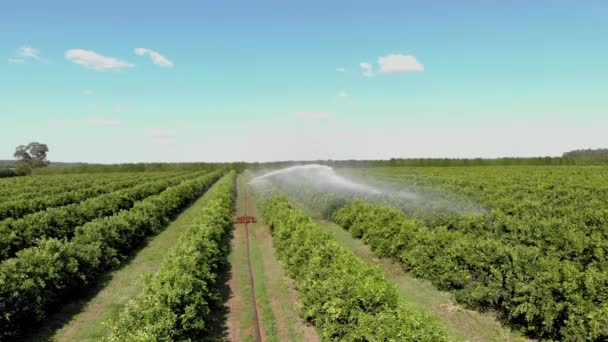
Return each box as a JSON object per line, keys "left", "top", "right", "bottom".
{"left": 14, "top": 161, "right": 32, "bottom": 175}
{"left": 14, "top": 142, "right": 49, "bottom": 170}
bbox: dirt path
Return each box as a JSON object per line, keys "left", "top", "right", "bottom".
{"left": 226, "top": 177, "right": 261, "bottom": 342}
{"left": 316, "top": 218, "right": 531, "bottom": 342}
{"left": 28, "top": 179, "right": 224, "bottom": 342}
{"left": 226, "top": 176, "right": 319, "bottom": 342}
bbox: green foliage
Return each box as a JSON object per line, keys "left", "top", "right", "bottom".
{"left": 0, "top": 168, "right": 19, "bottom": 178}
{"left": 261, "top": 195, "right": 451, "bottom": 341}
{"left": 0, "top": 172, "right": 189, "bottom": 199}
{"left": 268, "top": 165, "right": 608, "bottom": 340}
{"left": 14, "top": 142, "right": 50, "bottom": 169}
{"left": 0, "top": 171, "right": 223, "bottom": 339}
{"left": 0, "top": 172, "right": 199, "bottom": 261}
{"left": 0, "top": 171, "right": 197, "bottom": 221}
{"left": 333, "top": 199, "right": 608, "bottom": 340}
{"left": 31, "top": 162, "right": 247, "bottom": 175}
{"left": 15, "top": 161, "right": 32, "bottom": 175}
{"left": 107, "top": 171, "right": 236, "bottom": 341}
{"left": 563, "top": 148, "right": 608, "bottom": 158}
{"left": 255, "top": 156, "right": 608, "bottom": 170}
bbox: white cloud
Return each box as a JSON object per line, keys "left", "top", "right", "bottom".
{"left": 146, "top": 129, "right": 177, "bottom": 144}
{"left": 18, "top": 46, "right": 44, "bottom": 61}
{"left": 360, "top": 62, "right": 373, "bottom": 77}
{"left": 48, "top": 119, "right": 81, "bottom": 127}
{"left": 153, "top": 137, "right": 176, "bottom": 145}
{"left": 338, "top": 91, "right": 348, "bottom": 97}
{"left": 134, "top": 48, "right": 174, "bottom": 68}
{"left": 82, "top": 89, "right": 93, "bottom": 95}
{"left": 48, "top": 117, "right": 120, "bottom": 127}
{"left": 8, "top": 46, "right": 45, "bottom": 64}
{"left": 65, "top": 49, "right": 134, "bottom": 70}
{"left": 378, "top": 54, "right": 424, "bottom": 73}
{"left": 336, "top": 67, "right": 346, "bottom": 72}
{"left": 147, "top": 129, "right": 177, "bottom": 137}
{"left": 293, "top": 112, "right": 334, "bottom": 120}
{"left": 87, "top": 117, "right": 120, "bottom": 126}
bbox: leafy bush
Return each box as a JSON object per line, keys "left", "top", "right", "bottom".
{"left": 0, "top": 173, "right": 188, "bottom": 220}
{"left": 107, "top": 171, "right": 236, "bottom": 340}
{"left": 0, "top": 172, "right": 199, "bottom": 261}
{"left": 0, "top": 168, "right": 19, "bottom": 178}
{"left": 0, "top": 171, "right": 223, "bottom": 339}
{"left": 334, "top": 201, "right": 608, "bottom": 340}
{"left": 261, "top": 195, "right": 450, "bottom": 341}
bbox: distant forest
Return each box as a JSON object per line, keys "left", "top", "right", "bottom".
{"left": 562, "top": 148, "right": 608, "bottom": 158}
{"left": 0, "top": 160, "right": 87, "bottom": 168}
{"left": 2, "top": 148, "right": 608, "bottom": 173}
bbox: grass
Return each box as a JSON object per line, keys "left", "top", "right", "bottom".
{"left": 248, "top": 216, "right": 317, "bottom": 341}
{"left": 249, "top": 228, "right": 279, "bottom": 340}
{"left": 316, "top": 218, "right": 531, "bottom": 342}
{"left": 234, "top": 175, "right": 279, "bottom": 341}
{"left": 244, "top": 177, "right": 319, "bottom": 342}
{"left": 28, "top": 179, "right": 225, "bottom": 342}
{"left": 226, "top": 176, "right": 318, "bottom": 341}
{"left": 226, "top": 176, "right": 258, "bottom": 341}
{"left": 230, "top": 221, "right": 257, "bottom": 341}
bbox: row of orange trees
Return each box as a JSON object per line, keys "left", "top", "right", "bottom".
{"left": 261, "top": 195, "right": 450, "bottom": 341}
{"left": 0, "top": 171, "right": 222, "bottom": 339}
{"left": 107, "top": 171, "right": 236, "bottom": 340}
{"left": 327, "top": 166, "right": 608, "bottom": 340}
{"left": 263, "top": 165, "right": 608, "bottom": 340}
{"left": 334, "top": 199, "right": 608, "bottom": 340}
{"left": 0, "top": 171, "right": 193, "bottom": 220}
{"left": 0, "top": 172, "right": 198, "bottom": 261}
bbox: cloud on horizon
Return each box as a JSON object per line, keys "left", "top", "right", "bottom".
{"left": 87, "top": 117, "right": 120, "bottom": 126}
{"left": 293, "top": 111, "right": 334, "bottom": 120}
{"left": 147, "top": 129, "right": 177, "bottom": 137}
{"left": 48, "top": 117, "right": 121, "bottom": 127}
{"left": 146, "top": 129, "right": 177, "bottom": 144}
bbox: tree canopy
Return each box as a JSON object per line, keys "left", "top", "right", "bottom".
{"left": 13, "top": 142, "right": 50, "bottom": 174}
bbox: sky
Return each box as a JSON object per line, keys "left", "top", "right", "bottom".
{"left": 1, "top": 0, "right": 607, "bottom": 163}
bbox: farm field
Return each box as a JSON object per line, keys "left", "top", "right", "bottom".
{"left": 315, "top": 218, "right": 528, "bottom": 342}
{"left": 339, "top": 166, "right": 608, "bottom": 340}
{"left": 4, "top": 1, "right": 607, "bottom": 340}
{"left": 224, "top": 176, "right": 319, "bottom": 342}
{"left": 29, "top": 173, "right": 230, "bottom": 341}
{"left": 1, "top": 164, "right": 607, "bottom": 341}
{"left": 253, "top": 165, "right": 608, "bottom": 341}
{"left": 0, "top": 169, "right": 223, "bottom": 339}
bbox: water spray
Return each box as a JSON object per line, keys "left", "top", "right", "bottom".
{"left": 250, "top": 164, "right": 482, "bottom": 216}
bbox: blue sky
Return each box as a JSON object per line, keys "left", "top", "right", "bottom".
{"left": 1, "top": 0, "right": 607, "bottom": 163}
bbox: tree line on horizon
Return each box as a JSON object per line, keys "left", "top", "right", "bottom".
{"left": 3, "top": 145, "right": 608, "bottom": 178}
{"left": 562, "top": 148, "right": 608, "bottom": 158}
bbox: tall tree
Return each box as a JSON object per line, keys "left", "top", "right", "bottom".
{"left": 14, "top": 142, "right": 50, "bottom": 169}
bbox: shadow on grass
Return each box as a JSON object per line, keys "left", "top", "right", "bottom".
{"left": 205, "top": 226, "right": 235, "bottom": 342}
{"left": 24, "top": 234, "right": 157, "bottom": 342}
